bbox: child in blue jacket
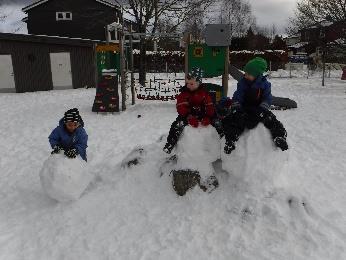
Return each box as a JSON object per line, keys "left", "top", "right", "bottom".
{"left": 49, "top": 108, "right": 88, "bottom": 161}
{"left": 222, "top": 57, "right": 288, "bottom": 154}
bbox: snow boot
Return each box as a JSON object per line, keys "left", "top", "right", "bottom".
{"left": 163, "top": 143, "right": 174, "bottom": 154}
{"left": 274, "top": 137, "right": 288, "bottom": 151}
{"left": 224, "top": 141, "right": 236, "bottom": 154}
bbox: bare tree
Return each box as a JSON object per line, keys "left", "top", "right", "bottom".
{"left": 0, "top": 4, "right": 8, "bottom": 23}
{"left": 183, "top": 5, "right": 205, "bottom": 40}
{"left": 219, "top": 0, "right": 256, "bottom": 38}
{"left": 287, "top": 0, "right": 346, "bottom": 34}
{"left": 115, "top": 0, "right": 213, "bottom": 85}
{"left": 287, "top": 0, "right": 346, "bottom": 85}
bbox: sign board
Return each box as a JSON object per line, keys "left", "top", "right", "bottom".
{"left": 188, "top": 44, "right": 227, "bottom": 77}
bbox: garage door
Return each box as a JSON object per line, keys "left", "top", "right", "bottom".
{"left": 0, "top": 55, "right": 16, "bottom": 92}
{"left": 50, "top": 52, "right": 73, "bottom": 89}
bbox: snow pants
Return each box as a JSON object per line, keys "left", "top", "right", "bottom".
{"left": 165, "top": 115, "right": 224, "bottom": 150}
{"left": 222, "top": 109, "right": 287, "bottom": 144}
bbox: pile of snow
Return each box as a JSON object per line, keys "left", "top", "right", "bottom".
{"left": 39, "top": 154, "right": 93, "bottom": 202}
{"left": 1, "top": 76, "right": 346, "bottom": 259}
{"left": 175, "top": 125, "right": 220, "bottom": 181}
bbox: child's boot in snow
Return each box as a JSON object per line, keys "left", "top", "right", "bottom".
{"left": 224, "top": 141, "right": 236, "bottom": 154}
{"left": 163, "top": 143, "right": 174, "bottom": 154}
{"left": 274, "top": 137, "right": 288, "bottom": 151}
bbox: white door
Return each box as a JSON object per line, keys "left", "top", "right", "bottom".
{"left": 0, "top": 55, "right": 16, "bottom": 91}
{"left": 50, "top": 52, "right": 73, "bottom": 89}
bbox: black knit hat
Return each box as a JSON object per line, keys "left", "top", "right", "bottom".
{"left": 64, "top": 108, "right": 81, "bottom": 124}
{"left": 187, "top": 67, "right": 204, "bottom": 83}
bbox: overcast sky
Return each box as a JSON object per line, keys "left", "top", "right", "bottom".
{"left": 0, "top": 0, "right": 298, "bottom": 34}
{"left": 250, "top": 0, "right": 297, "bottom": 33}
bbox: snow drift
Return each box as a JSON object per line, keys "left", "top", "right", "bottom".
{"left": 1, "top": 77, "right": 346, "bottom": 259}
{"left": 40, "top": 154, "right": 93, "bottom": 202}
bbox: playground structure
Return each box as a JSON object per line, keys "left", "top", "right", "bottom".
{"left": 92, "top": 24, "right": 298, "bottom": 113}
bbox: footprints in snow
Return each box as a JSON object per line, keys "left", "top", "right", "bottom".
{"left": 288, "top": 196, "right": 314, "bottom": 217}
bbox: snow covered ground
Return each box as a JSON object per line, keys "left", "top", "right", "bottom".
{"left": 0, "top": 74, "right": 345, "bottom": 259}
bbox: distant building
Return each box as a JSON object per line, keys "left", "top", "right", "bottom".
{"left": 284, "top": 34, "right": 300, "bottom": 47}
{"left": 22, "top": 0, "right": 135, "bottom": 41}
{"left": 286, "top": 21, "right": 345, "bottom": 62}
{"left": 0, "top": 33, "right": 101, "bottom": 93}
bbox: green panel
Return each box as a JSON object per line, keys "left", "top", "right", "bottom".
{"left": 188, "top": 44, "right": 226, "bottom": 77}
{"left": 96, "top": 51, "right": 120, "bottom": 77}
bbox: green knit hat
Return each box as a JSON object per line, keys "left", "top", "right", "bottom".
{"left": 243, "top": 57, "right": 268, "bottom": 78}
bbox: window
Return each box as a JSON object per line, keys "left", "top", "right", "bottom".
{"left": 56, "top": 12, "right": 72, "bottom": 21}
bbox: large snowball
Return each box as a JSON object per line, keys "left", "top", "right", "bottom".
{"left": 40, "top": 154, "right": 93, "bottom": 202}
{"left": 175, "top": 125, "right": 221, "bottom": 180}
{"left": 221, "top": 124, "right": 289, "bottom": 191}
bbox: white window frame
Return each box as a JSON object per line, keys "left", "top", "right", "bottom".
{"left": 56, "top": 12, "right": 73, "bottom": 21}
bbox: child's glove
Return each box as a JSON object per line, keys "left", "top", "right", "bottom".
{"left": 201, "top": 117, "right": 211, "bottom": 126}
{"left": 188, "top": 116, "right": 199, "bottom": 128}
{"left": 51, "top": 145, "right": 62, "bottom": 155}
{"left": 64, "top": 148, "right": 78, "bottom": 159}
{"left": 274, "top": 137, "right": 288, "bottom": 151}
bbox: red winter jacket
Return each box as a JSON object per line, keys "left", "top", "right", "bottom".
{"left": 176, "top": 84, "right": 215, "bottom": 119}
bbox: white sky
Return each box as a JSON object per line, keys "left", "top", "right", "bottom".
{"left": 250, "top": 0, "right": 297, "bottom": 33}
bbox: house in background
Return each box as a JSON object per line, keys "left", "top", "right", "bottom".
{"left": 22, "top": 0, "right": 134, "bottom": 42}
{"left": 285, "top": 21, "right": 345, "bottom": 64}
{"left": 284, "top": 34, "right": 301, "bottom": 47}
{"left": 298, "top": 20, "right": 346, "bottom": 56}
{"left": 0, "top": 33, "right": 100, "bottom": 93}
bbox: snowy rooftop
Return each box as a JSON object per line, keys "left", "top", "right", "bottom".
{"left": 288, "top": 42, "right": 309, "bottom": 49}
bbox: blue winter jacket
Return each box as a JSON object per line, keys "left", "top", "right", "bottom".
{"left": 48, "top": 119, "right": 88, "bottom": 161}
{"left": 232, "top": 76, "right": 272, "bottom": 112}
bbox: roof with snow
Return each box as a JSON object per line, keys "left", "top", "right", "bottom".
{"left": 284, "top": 34, "right": 300, "bottom": 39}
{"left": 22, "top": 0, "right": 119, "bottom": 12}
{"left": 288, "top": 42, "right": 309, "bottom": 49}
{"left": 0, "top": 32, "right": 105, "bottom": 47}
{"left": 301, "top": 20, "right": 335, "bottom": 30}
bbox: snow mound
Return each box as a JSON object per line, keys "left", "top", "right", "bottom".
{"left": 39, "top": 154, "right": 93, "bottom": 202}
{"left": 175, "top": 125, "right": 221, "bottom": 181}
{"left": 221, "top": 124, "right": 289, "bottom": 193}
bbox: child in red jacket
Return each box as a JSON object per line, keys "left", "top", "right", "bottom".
{"left": 163, "top": 67, "right": 223, "bottom": 154}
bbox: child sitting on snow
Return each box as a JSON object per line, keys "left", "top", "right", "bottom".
{"left": 163, "top": 67, "right": 223, "bottom": 154}
{"left": 49, "top": 108, "right": 88, "bottom": 161}
{"left": 222, "top": 57, "right": 288, "bottom": 154}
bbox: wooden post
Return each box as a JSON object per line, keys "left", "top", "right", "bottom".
{"left": 184, "top": 33, "right": 191, "bottom": 79}
{"left": 269, "top": 61, "right": 272, "bottom": 78}
{"left": 120, "top": 4, "right": 126, "bottom": 111}
{"left": 322, "top": 47, "right": 326, "bottom": 86}
{"left": 222, "top": 46, "right": 229, "bottom": 97}
{"left": 129, "top": 33, "right": 135, "bottom": 105}
{"left": 120, "top": 32, "right": 126, "bottom": 111}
